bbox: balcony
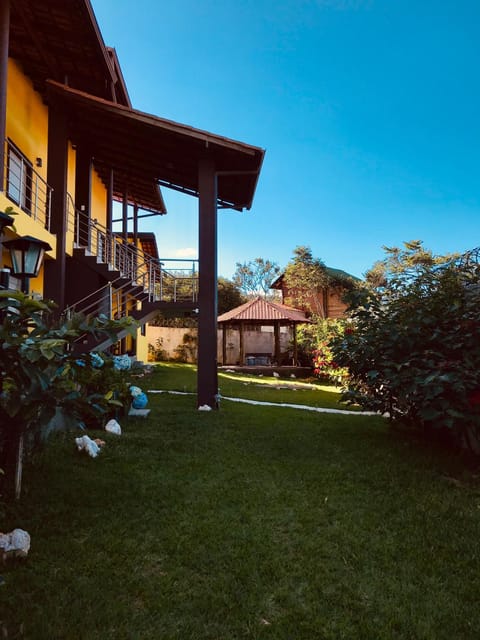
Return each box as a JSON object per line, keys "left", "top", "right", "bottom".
{"left": 2, "top": 139, "right": 52, "bottom": 232}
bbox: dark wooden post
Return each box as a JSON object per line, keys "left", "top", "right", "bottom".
{"left": 197, "top": 155, "right": 218, "bottom": 408}
{"left": 133, "top": 203, "right": 139, "bottom": 282}
{"left": 222, "top": 324, "right": 227, "bottom": 365}
{"left": 44, "top": 104, "right": 68, "bottom": 310}
{"left": 274, "top": 321, "right": 281, "bottom": 364}
{"left": 239, "top": 323, "right": 244, "bottom": 365}
{"left": 75, "top": 147, "right": 92, "bottom": 249}
{"left": 122, "top": 186, "right": 128, "bottom": 242}
{"left": 293, "top": 323, "right": 298, "bottom": 365}
{"left": 0, "top": 0, "right": 10, "bottom": 191}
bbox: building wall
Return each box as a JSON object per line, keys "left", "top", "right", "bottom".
{"left": 6, "top": 59, "right": 48, "bottom": 184}
{"left": 91, "top": 168, "right": 107, "bottom": 227}
{"left": 283, "top": 284, "right": 348, "bottom": 319}
{"left": 147, "top": 325, "right": 292, "bottom": 365}
{"left": 4, "top": 59, "right": 57, "bottom": 254}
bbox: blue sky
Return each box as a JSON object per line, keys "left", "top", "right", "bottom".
{"left": 95, "top": 0, "right": 480, "bottom": 279}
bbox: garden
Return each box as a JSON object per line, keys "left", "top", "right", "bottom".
{"left": 1, "top": 364, "right": 480, "bottom": 638}
{"left": 2, "top": 241, "right": 480, "bottom": 638}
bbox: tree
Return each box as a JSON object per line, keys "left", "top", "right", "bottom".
{"left": 364, "top": 240, "right": 458, "bottom": 290}
{"left": 232, "top": 258, "right": 280, "bottom": 298}
{"left": 283, "top": 246, "right": 356, "bottom": 317}
{"left": 332, "top": 241, "right": 480, "bottom": 453}
{"left": 217, "top": 277, "right": 246, "bottom": 315}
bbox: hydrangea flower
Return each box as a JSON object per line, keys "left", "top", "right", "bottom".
{"left": 90, "top": 352, "right": 105, "bottom": 368}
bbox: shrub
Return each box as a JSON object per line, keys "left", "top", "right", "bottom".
{"left": 148, "top": 337, "right": 168, "bottom": 362}
{"left": 295, "top": 318, "right": 349, "bottom": 383}
{"left": 331, "top": 243, "right": 480, "bottom": 453}
{"left": 0, "top": 291, "right": 136, "bottom": 498}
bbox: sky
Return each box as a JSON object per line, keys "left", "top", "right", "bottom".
{"left": 94, "top": 0, "right": 480, "bottom": 280}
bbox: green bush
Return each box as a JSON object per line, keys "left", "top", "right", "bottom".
{"left": 295, "top": 318, "right": 349, "bottom": 383}
{"left": 332, "top": 243, "right": 480, "bottom": 452}
{"left": 0, "top": 291, "right": 136, "bottom": 497}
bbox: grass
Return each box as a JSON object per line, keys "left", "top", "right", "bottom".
{"left": 150, "top": 362, "right": 353, "bottom": 410}
{"left": 1, "top": 363, "right": 480, "bottom": 638}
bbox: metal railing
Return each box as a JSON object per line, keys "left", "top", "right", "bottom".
{"left": 63, "top": 199, "right": 198, "bottom": 321}
{"left": 3, "top": 139, "right": 52, "bottom": 231}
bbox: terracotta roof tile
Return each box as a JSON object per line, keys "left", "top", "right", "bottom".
{"left": 218, "top": 296, "right": 310, "bottom": 323}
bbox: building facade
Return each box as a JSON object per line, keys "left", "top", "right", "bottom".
{"left": 0, "top": 0, "right": 264, "bottom": 407}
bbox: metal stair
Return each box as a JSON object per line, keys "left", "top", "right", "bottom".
{"left": 64, "top": 200, "right": 198, "bottom": 353}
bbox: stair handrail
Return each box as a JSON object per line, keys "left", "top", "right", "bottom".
{"left": 62, "top": 202, "right": 198, "bottom": 321}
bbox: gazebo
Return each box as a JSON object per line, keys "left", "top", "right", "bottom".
{"left": 217, "top": 296, "right": 310, "bottom": 366}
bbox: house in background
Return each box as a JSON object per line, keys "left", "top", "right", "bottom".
{"left": 270, "top": 267, "right": 360, "bottom": 319}
{"left": 0, "top": 0, "right": 264, "bottom": 408}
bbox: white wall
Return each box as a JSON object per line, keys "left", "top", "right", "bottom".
{"left": 147, "top": 325, "right": 293, "bottom": 364}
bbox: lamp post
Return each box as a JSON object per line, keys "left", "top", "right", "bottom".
{"left": 3, "top": 235, "right": 52, "bottom": 293}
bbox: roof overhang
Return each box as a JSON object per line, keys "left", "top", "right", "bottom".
{"left": 9, "top": 0, "right": 130, "bottom": 106}
{"left": 47, "top": 81, "right": 265, "bottom": 213}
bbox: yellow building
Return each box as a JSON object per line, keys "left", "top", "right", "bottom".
{"left": 0, "top": 0, "right": 264, "bottom": 407}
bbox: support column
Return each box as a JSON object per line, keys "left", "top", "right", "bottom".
{"left": 197, "top": 155, "right": 218, "bottom": 408}
{"left": 222, "top": 324, "right": 227, "bottom": 365}
{"left": 133, "top": 204, "right": 139, "bottom": 283}
{"left": 75, "top": 147, "right": 92, "bottom": 248}
{"left": 44, "top": 104, "right": 68, "bottom": 310}
{"left": 293, "top": 324, "right": 298, "bottom": 365}
{"left": 239, "top": 323, "right": 244, "bottom": 365}
{"left": 0, "top": 0, "right": 10, "bottom": 190}
{"left": 274, "top": 321, "right": 281, "bottom": 364}
{"left": 122, "top": 186, "right": 128, "bottom": 241}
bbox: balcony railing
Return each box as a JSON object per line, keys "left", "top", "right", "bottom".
{"left": 64, "top": 197, "right": 198, "bottom": 320}
{"left": 3, "top": 139, "right": 52, "bottom": 231}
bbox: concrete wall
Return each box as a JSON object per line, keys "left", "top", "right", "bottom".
{"left": 147, "top": 325, "right": 293, "bottom": 365}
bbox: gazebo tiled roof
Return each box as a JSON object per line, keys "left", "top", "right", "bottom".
{"left": 218, "top": 296, "right": 310, "bottom": 323}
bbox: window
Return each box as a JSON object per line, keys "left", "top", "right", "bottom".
{"left": 6, "top": 142, "right": 33, "bottom": 214}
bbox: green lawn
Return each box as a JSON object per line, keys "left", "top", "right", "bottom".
{"left": 1, "top": 364, "right": 479, "bottom": 639}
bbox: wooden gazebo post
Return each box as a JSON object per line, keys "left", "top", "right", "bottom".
{"left": 293, "top": 323, "right": 298, "bottom": 365}
{"left": 222, "top": 324, "right": 227, "bottom": 365}
{"left": 239, "top": 322, "right": 244, "bottom": 365}
{"left": 274, "top": 321, "right": 281, "bottom": 364}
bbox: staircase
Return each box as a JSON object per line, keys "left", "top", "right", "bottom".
{"left": 64, "top": 200, "right": 198, "bottom": 353}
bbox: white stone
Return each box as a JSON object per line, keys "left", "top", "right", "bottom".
{"left": 0, "top": 529, "right": 31, "bottom": 558}
{"left": 105, "top": 419, "right": 122, "bottom": 435}
{"left": 75, "top": 435, "right": 101, "bottom": 457}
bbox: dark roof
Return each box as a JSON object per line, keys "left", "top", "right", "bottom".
{"left": 47, "top": 81, "right": 265, "bottom": 213}
{"left": 9, "top": 0, "right": 130, "bottom": 106}
{"left": 218, "top": 296, "right": 310, "bottom": 324}
{"left": 270, "top": 266, "right": 360, "bottom": 289}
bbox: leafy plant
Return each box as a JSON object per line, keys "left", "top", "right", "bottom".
{"left": 173, "top": 332, "right": 198, "bottom": 363}
{"left": 0, "top": 292, "right": 137, "bottom": 498}
{"left": 332, "top": 242, "right": 480, "bottom": 452}
{"left": 148, "top": 337, "right": 168, "bottom": 362}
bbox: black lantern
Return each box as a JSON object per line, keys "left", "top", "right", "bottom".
{"left": 3, "top": 235, "right": 52, "bottom": 293}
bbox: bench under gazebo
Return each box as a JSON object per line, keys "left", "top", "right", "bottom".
{"left": 217, "top": 296, "right": 310, "bottom": 368}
